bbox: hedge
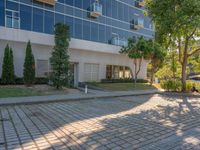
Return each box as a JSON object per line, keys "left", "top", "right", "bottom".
{"left": 101, "top": 79, "right": 148, "bottom": 83}
{"left": 0, "top": 77, "right": 49, "bottom": 85}
{"left": 160, "top": 80, "right": 200, "bottom": 92}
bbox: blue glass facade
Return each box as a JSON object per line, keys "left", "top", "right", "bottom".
{"left": 0, "top": 0, "right": 154, "bottom": 45}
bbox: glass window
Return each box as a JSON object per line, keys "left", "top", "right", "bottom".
{"left": 0, "top": 0, "right": 5, "bottom": 26}
{"left": 55, "top": 3, "right": 64, "bottom": 13}
{"left": 44, "top": 11, "right": 54, "bottom": 34}
{"left": 75, "top": 0, "right": 83, "bottom": 9}
{"left": 106, "top": 26, "right": 112, "bottom": 44}
{"left": 20, "top": 4, "right": 32, "bottom": 30}
{"left": 99, "top": 24, "right": 106, "bottom": 43}
{"left": 55, "top": 13, "right": 64, "bottom": 24}
{"left": 74, "top": 8, "right": 83, "bottom": 18}
{"left": 20, "top": 0, "right": 32, "bottom": 5}
{"left": 83, "top": 0, "right": 90, "bottom": 10}
{"left": 6, "top": 1, "right": 18, "bottom": 11}
{"left": 83, "top": 20, "right": 90, "bottom": 41}
{"left": 112, "top": 0, "right": 118, "bottom": 19}
{"left": 58, "top": 0, "right": 64, "bottom": 3}
{"left": 65, "top": 16, "right": 74, "bottom": 37}
{"left": 5, "top": 10, "right": 20, "bottom": 29}
{"left": 105, "top": 0, "right": 112, "bottom": 17}
{"left": 33, "top": 8, "right": 43, "bottom": 32}
{"left": 124, "top": 5, "right": 129, "bottom": 22}
{"left": 74, "top": 18, "right": 82, "bottom": 39}
{"left": 6, "top": 16, "right": 12, "bottom": 28}
{"left": 65, "top": 5, "right": 73, "bottom": 15}
{"left": 65, "top": 0, "right": 74, "bottom": 6}
{"left": 91, "top": 22, "right": 98, "bottom": 42}
{"left": 118, "top": 2, "right": 123, "bottom": 20}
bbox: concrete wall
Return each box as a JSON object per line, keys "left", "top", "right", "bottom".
{"left": 0, "top": 27, "right": 148, "bottom": 82}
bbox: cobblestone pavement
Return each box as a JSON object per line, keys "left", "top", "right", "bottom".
{"left": 1, "top": 94, "right": 200, "bottom": 150}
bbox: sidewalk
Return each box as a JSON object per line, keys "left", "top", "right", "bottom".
{"left": 0, "top": 89, "right": 160, "bottom": 106}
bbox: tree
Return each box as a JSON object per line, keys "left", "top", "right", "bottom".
{"left": 148, "top": 40, "right": 166, "bottom": 85}
{"left": 9, "top": 48, "right": 15, "bottom": 83}
{"left": 1, "top": 45, "right": 15, "bottom": 84}
{"left": 23, "top": 41, "right": 35, "bottom": 86}
{"left": 120, "top": 36, "right": 150, "bottom": 86}
{"left": 50, "top": 23, "right": 70, "bottom": 89}
{"left": 146, "top": 0, "right": 200, "bottom": 92}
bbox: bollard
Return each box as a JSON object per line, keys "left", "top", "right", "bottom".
{"left": 85, "top": 85, "right": 88, "bottom": 94}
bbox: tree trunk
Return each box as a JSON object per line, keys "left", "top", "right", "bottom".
{"left": 134, "top": 59, "right": 137, "bottom": 87}
{"left": 181, "top": 39, "right": 188, "bottom": 92}
{"left": 150, "top": 67, "right": 154, "bottom": 85}
{"left": 181, "top": 56, "right": 187, "bottom": 92}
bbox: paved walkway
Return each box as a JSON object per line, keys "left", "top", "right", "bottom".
{"left": 0, "top": 89, "right": 159, "bottom": 106}
{"left": 1, "top": 94, "right": 200, "bottom": 149}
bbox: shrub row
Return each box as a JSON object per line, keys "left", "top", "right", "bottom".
{"left": 160, "top": 80, "right": 200, "bottom": 92}
{"left": 101, "top": 79, "right": 148, "bottom": 83}
{"left": 0, "top": 77, "right": 48, "bottom": 85}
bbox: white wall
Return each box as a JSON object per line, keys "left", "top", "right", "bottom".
{"left": 0, "top": 27, "right": 148, "bottom": 81}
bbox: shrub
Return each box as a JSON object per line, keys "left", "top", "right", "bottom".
{"left": 0, "top": 77, "right": 48, "bottom": 85}
{"left": 160, "top": 80, "right": 182, "bottom": 91}
{"left": 160, "top": 80, "right": 200, "bottom": 92}
{"left": 23, "top": 41, "right": 35, "bottom": 86}
{"left": 1, "top": 45, "right": 15, "bottom": 84}
{"left": 101, "top": 79, "right": 148, "bottom": 83}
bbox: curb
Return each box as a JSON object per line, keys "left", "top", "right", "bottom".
{"left": 0, "top": 90, "right": 160, "bottom": 106}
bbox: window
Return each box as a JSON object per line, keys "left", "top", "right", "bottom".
{"left": 0, "top": 0, "right": 4, "bottom": 26}
{"left": 44, "top": 11, "right": 54, "bottom": 34}
{"left": 74, "top": 18, "right": 83, "bottom": 39}
{"left": 83, "top": 20, "right": 91, "bottom": 41}
{"left": 20, "top": 4, "right": 32, "bottom": 31}
{"left": 106, "top": 65, "right": 132, "bottom": 79}
{"left": 5, "top": 10, "right": 20, "bottom": 29}
{"left": 36, "top": 60, "right": 49, "bottom": 77}
{"left": 33, "top": 8, "right": 43, "bottom": 32}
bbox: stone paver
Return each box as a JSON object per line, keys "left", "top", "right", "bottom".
{"left": 1, "top": 94, "right": 200, "bottom": 150}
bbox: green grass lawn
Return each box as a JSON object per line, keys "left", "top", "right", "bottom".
{"left": 0, "top": 87, "right": 43, "bottom": 98}
{"left": 88, "top": 82, "right": 156, "bottom": 91}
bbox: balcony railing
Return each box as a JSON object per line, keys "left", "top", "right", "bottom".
{"left": 135, "top": 0, "right": 145, "bottom": 8}
{"left": 35, "top": 0, "right": 57, "bottom": 6}
{"left": 130, "top": 18, "right": 144, "bottom": 30}
{"left": 90, "top": 1, "right": 103, "bottom": 17}
{"left": 111, "top": 37, "right": 128, "bottom": 47}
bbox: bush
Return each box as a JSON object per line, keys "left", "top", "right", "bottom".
{"left": 160, "top": 80, "right": 200, "bottom": 92}
{"left": 0, "top": 78, "right": 48, "bottom": 85}
{"left": 101, "top": 79, "right": 148, "bottom": 83}
{"left": 23, "top": 41, "right": 35, "bottom": 86}
{"left": 160, "top": 80, "right": 182, "bottom": 91}
{"left": 1, "top": 45, "right": 15, "bottom": 84}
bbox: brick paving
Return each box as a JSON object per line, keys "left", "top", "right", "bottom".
{"left": 0, "top": 94, "right": 200, "bottom": 150}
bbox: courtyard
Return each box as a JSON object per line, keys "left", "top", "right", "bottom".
{"left": 0, "top": 94, "right": 200, "bottom": 150}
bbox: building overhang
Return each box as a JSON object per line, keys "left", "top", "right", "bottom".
{"left": 0, "top": 27, "right": 121, "bottom": 54}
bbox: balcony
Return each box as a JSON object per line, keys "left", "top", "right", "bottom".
{"left": 111, "top": 37, "right": 128, "bottom": 47}
{"left": 90, "top": 1, "right": 103, "bottom": 18}
{"left": 135, "top": 0, "right": 145, "bottom": 8}
{"left": 34, "top": 0, "right": 57, "bottom": 5}
{"left": 130, "top": 18, "right": 144, "bottom": 30}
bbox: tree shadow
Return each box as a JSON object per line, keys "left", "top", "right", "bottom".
{"left": 1, "top": 94, "right": 200, "bottom": 149}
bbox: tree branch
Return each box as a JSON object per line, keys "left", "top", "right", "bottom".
{"left": 188, "top": 48, "right": 200, "bottom": 57}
